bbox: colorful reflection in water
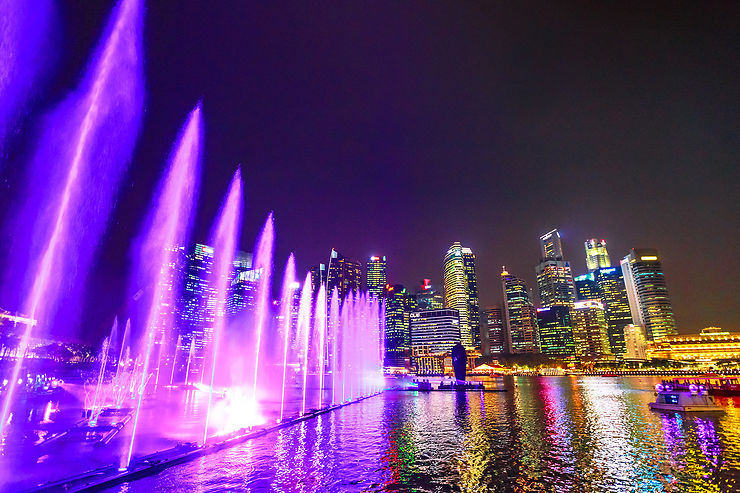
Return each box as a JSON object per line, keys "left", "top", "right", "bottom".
{"left": 106, "top": 377, "right": 740, "bottom": 492}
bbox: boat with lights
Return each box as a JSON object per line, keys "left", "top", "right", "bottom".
{"left": 649, "top": 382, "right": 723, "bottom": 412}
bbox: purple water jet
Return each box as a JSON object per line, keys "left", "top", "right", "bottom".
{"left": 202, "top": 169, "right": 243, "bottom": 444}
{"left": 0, "top": 0, "right": 144, "bottom": 438}
{"left": 251, "top": 214, "right": 274, "bottom": 400}
{"left": 125, "top": 103, "right": 203, "bottom": 468}
{"left": 278, "top": 255, "right": 296, "bottom": 421}
{"left": 314, "top": 284, "right": 327, "bottom": 409}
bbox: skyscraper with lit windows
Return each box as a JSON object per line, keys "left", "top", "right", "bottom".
{"left": 484, "top": 306, "right": 505, "bottom": 355}
{"left": 327, "top": 249, "right": 362, "bottom": 301}
{"left": 572, "top": 300, "right": 612, "bottom": 360}
{"left": 383, "top": 284, "right": 412, "bottom": 368}
{"left": 443, "top": 243, "right": 480, "bottom": 349}
{"left": 594, "top": 267, "right": 631, "bottom": 357}
{"left": 574, "top": 272, "right": 599, "bottom": 301}
{"left": 536, "top": 229, "right": 575, "bottom": 308}
{"left": 536, "top": 305, "right": 575, "bottom": 357}
{"left": 501, "top": 267, "right": 539, "bottom": 353}
{"left": 620, "top": 248, "right": 677, "bottom": 340}
{"left": 366, "top": 256, "right": 386, "bottom": 300}
{"left": 585, "top": 238, "right": 611, "bottom": 271}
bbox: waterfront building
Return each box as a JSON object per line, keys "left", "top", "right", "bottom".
{"left": 571, "top": 300, "right": 612, "bottom": 360}
{"left": 327, "top": 249, "right": 362, "bottom": 301}
{"left": 415, "top": 279, "right": 445, "bottom": 311}
{"left": 536, "top": 305, "right": 575, "bottom": 358}
{"left": 483, "top": 306, "right": 505, "bottom": 355}
{"left": 384, "top": 284, "right": 413, "bottom": 368}
{"left": 443, "top": 243, "right": 480, "bottom": 349}
{"left": 594, "top": 267, "right": 632, "bottom": 357}
{"left": 366, "top": 256, "right": 387, "bottom": 300}
{"left": 585, "top": 238, "right": 611, "bottom": 271}
{"left": 409, "top": 308, "right": 461, "bottom": 354}
{"left": 501, "top": 267, "right": 539, "bottom": 353}
{"left": 574, "top": 272, "right": 599, "bottom": 301}
{"left": 623, "top": 324, "right": 647, "bottom": 361}
{"left": 620, "top": 248, "right": 677, "bottom": 340}
{"left": 536, "top": 259, "right": 576, "bottom": 308}
{"left": 411, "top": 346, "right": 446, "bottom": 375}
{"left": 647, "top": 327, "right": 740, "bottom": 362}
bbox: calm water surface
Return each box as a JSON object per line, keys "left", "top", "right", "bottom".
{"left": 111, "top": 376, "right": 740, "bottom": 492}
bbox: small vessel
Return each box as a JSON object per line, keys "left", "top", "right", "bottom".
{"left": 649, "top": 383, "right": 723, "bottom": 412}
{"left": 659, "top": 376, "right": 740, "bottom": 397}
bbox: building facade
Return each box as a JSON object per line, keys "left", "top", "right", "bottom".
{"left": 366, "top": 256, "right": 387, "bottom": 300}
{"left": 409, "top": 308, "right": 461, "bottom": 354}
{"left": 647, "top": 327, "right": 740, "bottom": 362}
{"left": 585, "top": 238, "right": 611, "bottom": 271}
{"left": 501, "top": 268, "right": 539, "bottom": 353}
{"left": 571, "top": 300, "right": 612, "bottom": 360}
{"left": 620, "top": 248, "right": 677, "bottom": 340}
{"left": 594, "top": 267, "right": 632, "bottom": 357}
{"left": 536, "top": 305, "right": 575, "bottom": 358}
{"left": 443, "top": 243, "right": 480, "bottom": 349}
{"left": 327, "top": 249, "right": 362, "bottom": 301}
{"left": 623, "top": 324, "right": 647, "bottom": 361}
{"left": 384, "top": 284, "right": 413, "bottom": 368}
{"left": 484, "top": 306, "right": 505, "bottom": 355}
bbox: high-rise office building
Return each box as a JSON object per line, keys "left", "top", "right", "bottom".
{"left": 226, "top": 251, "right": 259, "bottom": 316}
{"left": 309, "top": 264, "right": 327, "bottom": 294}
{"left": 177, "top": 243, "right": 215, "bottom": 382}
{"left": 409, "top": 309, "right": 461, "bottom": 354}
{"left": 623, "top": 324, "right": 647, "bottom": 361}
{"left": 384, "top": 284, "right": 412, "bottom": 368}
{"left": 415, "top": 279, "right": 444, "bottom": 310}
{"left": 536, "top": 229, "right": 575, "bottom": 308}
{"left": 443, "top": 243, "right": 480, "bottom": 349}
{"left": 327, "top": 249, "right": 362, "bottom": 301}
{"left": 366, "top": 256, "right": 387, "bottom": 300}
{"left": 572, "top": 300, "right": 612, "bottom": 360}
{"left": 536, "top": 259, "right": 576, "bottom": 308}
{"left": 540, "top": 228, "right": 564, "bottom": 261}
{"left": 501, "top": 267, "right": 539, "bottom": 353}
{"left": 574, "top": 272, "right": 599, "bottom": 301}
{"left": 536, "top": 305, "right": 575, "bottom": 358}
{"left": 585, "top": 238, "right": 611, "bottom": 271}
{"left": 594, "top": 267, "right": 632, "bottom": 357}
{"left": 483, "top": 306, "right": 505, "bottom": 355}
{"left": 620, "top": 248, "right": 677, "bottom": 340}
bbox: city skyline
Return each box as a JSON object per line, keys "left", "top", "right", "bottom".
{"left": 0, "top": 2, "right": 736, "bottom": 341}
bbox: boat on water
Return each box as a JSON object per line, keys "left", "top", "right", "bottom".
{"left": 649, "top": 383, "right": 723, "bottom": 412}
{"left": 659, "top": 375, "right": 740, "bottom": 396}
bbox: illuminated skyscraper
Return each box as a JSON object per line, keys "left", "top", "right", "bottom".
{"left": 177, "top": 243, "right": 215, "bottom": 382}
{"left": 574, "top": 272, "right": 599, "bottom": 301}
{"left": 572, "top": 300, "right": 612, "bottom": 360}
{"left": 536, "top": 229, "right": 575, "bottom": 308}
{"left": 309, "top": 264, "right": 327, "bottom": 293}
{"left": 226, "top": 251, "right": 258, "bottom": 316}
{"left": 384, "top": 284, "right": 412, "bottom": 368}
{"left": 620, "top": 248, "right": 677, "bottom": 340}
{"left": 594, "top": 267, "right": 631, "bottom": 357}
{"left": 443, "top": 243, "right": 480, "bottom": 349}
{"left": 585, "top": 238, "right": 611, "bottom": 271}
{"left": 327, "top": 249, "right": 362, "bottom": 301}
{"left": 536, "top": 306, "right": 575, "bottom": 357}
{"left": 501, "top": 267, "right": 539, "bottom": 353}
{"left": 540, "top": 228, "right": 564, "bottom": 261}
{"left": 484, "top": 306, "right": 505, "bottom": 355}
{"left": 366, "top": 256, "right": 387, "bottom": 300}
{"left": 415, "top": 279, "right": 444, "bottom": 310}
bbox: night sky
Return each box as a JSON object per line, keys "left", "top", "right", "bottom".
{"left": 2, "top": 1, "right": 738, "bottom": 341}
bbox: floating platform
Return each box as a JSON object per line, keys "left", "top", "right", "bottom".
{"left": 649, "top": 390, "right": 724, "bottom": 413}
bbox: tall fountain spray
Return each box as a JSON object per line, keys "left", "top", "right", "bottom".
{"left": 297, "top": 273, "right": 313, "bottom": 416}
{"left": 0, "top": 0, "right": 144, "bottom": 437}
{"left": 202, "top": 169, "right": 243, "bottom": 445}
{"left": 125, "top": 104, "right": 203, "bottom": 468}
{"left": 278, "top": 255, "right": 296, "bottom": 422}
{"left": 251, "top": 214, "right": 274, "bottom": 401}
{"left": 0, "top": 0, "right": 55, "bottom": 150}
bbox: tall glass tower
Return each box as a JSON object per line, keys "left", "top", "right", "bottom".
{"left": 501, "top": 267, "right": 539, "bottom": 353}
{"left": 620, "top": 248, "right": 677, "bottom": 340}
{"left": 366, "top": 256, "right": 387, "bottom": 300}
{"left": 443, "top": 242, "right": 479, "bottom": 349}
{"left": 536, "top": 228, "right": 575, "bottom": 308}
{"left": 585, "top": 238, "right": 611, "bottom": 271}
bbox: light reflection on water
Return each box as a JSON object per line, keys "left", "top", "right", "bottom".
{"left": 110, "top": 376, "right": 740, "bottom": 492}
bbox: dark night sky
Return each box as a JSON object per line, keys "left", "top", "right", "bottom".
{"left": 3, "top": 1, "right": 739, "bottom": 341}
